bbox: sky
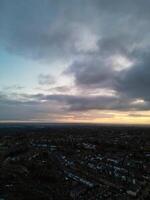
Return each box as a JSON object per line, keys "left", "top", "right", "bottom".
{"left": 0, "top": 0, "right": 150, "bottom": 124}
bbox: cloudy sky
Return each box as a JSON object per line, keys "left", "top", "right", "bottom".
{"left": 0, "top": 0, "right": 150, "bottom": 124}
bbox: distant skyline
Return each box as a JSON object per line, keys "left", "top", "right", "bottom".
{"left": 0, "top": 0, "right": 150, "bottom": 124}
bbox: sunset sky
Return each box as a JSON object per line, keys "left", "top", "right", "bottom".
{"left": 0, "top": 0, "right": 150, "bottom": 124}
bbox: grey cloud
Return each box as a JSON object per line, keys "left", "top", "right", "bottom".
{"left": 1, "top": 89, "right": 150, "bottom": 121}
{"left": 0, "top": 0, "right": 150, "bottom": 120}
{"left": 51, "top": 86, "right": 72, "bottom": 93}
{"left": 1, "top": 92, "right": 150, "bottom": 113}
{"left": 117, "top": 53, "right": 150, "bottom": 102}
{"left": 67, "top": 57, "right": 117, "bottom": 89}
{"left": 2, "top": 85, "right": 24, "bottom": 92}
{"left": 0, "top": 92, "right": 66, "bottom": 121}
{"left": 38, "top": 74, "right": 55, "bottom": 85}
{"left": 128, "top": 113, "right": 150, "bottom": 118}
{"left": 67, "top": 44, "right": 150, "bottom": 107}
{"left": 0, "top": 0, "right": 150, "bottom": 61}
{"left": 0, "top": 0, "right": 97, "bottom": 60}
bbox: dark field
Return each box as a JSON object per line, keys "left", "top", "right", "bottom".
{"left": 0, "top": 124, "right": 149, "bottom": 200}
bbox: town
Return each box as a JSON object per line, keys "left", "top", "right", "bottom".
{"left": 0, "top": 124, "right": 149, "bottom": 199}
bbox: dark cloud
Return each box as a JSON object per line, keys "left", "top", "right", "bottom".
{"left": 67, "top": 57, "right": 117, "bottom": 89}
{"left": 0, "top": 0, "right": 150, "bottom": 120}
{"left": 67, "top": 46, "right": 150, "bottom": 107}
{"left": 0, "top": 0, "right": 97, "bottom": 60}
{"left": 1, "top": 92, "right": 149, "bottom": 115}
{"left": 0, "top": 87, "right": 150, "bottom": 121}
{"left": 0, "top": 0, "right": 149, "bottom": 60}
{"left": 117, "top": 53, "right": 150, "bottom": 101}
